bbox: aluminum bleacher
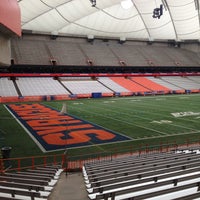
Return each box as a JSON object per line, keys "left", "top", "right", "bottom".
{"left": 0, "top": 165, "right": 63, "bottom": 200}
{"left": 83, "top": 148, "right": 200, "bottom": 200}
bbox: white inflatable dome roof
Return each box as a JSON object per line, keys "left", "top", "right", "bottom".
{"left": 18, "top": 0, "right": 200, "bottom": 41}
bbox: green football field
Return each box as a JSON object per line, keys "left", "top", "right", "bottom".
{"left": 0, "top": 93, "right": 200, "bottom": 158}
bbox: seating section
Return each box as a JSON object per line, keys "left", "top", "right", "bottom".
{"left": 162, "top": 47, "right": 200, "bottom": 66}
{"left": 83, "top": 147, "right": 200, "bottom": 200}
{"left": 187, "top": 76, "right": 200, "bottom": 84}
{"left": 160, "top": 76, "right": 200, "bottom": 90}
{"left": 147, "top": 77, "right": 183, "bottom": 91}
{"left": 46, "top": 41, "right": 87, "bottom": 66}
{"left": 0, "top": 165, "right": 63, "bottom": 200}
{"left": 110, "top": 44, "right": 200, "bottom": 67}
{"left": 0, "top": 76, "right": 199, "bottom": 98}
{"left": 11, "top": 39, "right": 50, "bottom": 65}
{"left": 0, "top": 78, "right": 18, "bottom": 97}
{"left": 79, "top": 43, "right": 119, "bottom": 66}
{"left": 109, "top": 44, "right": 148, "bottom": 66}
{"left": 11, "top": 36, "right": 200, "bottom": 66}
{"left": 98, "top": 77, "right": 130, "bottom": 93}
{"left": 131, "top": 77, "right": 170, "bottom": 93}
{"left": 16, "top": 78, "right": 69, "bottom": 96}
{"left": 61, "top": 79, "right": 113, "bottom": 95}
{"left": 110, "top": 77, "right": 150, "bottom": 93}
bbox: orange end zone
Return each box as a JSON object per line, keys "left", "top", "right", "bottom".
{"left": 5, "top": 103, "right": 131, "bottom": 152}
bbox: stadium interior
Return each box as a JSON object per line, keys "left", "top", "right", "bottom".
{"left": 0, "top": 0, "right": 200, "bottom": 199}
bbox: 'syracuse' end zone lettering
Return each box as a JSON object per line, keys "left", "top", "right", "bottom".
{"left": 6, "top": 103, "right": 130, "bottom": 152}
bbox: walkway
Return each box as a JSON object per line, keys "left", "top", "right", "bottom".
{"left": 49, "top": 172, "right": 89, "bottom": 200}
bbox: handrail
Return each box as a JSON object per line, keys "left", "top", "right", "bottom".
{"left": 0, "top": 154, "right": 64, "bottom": 173}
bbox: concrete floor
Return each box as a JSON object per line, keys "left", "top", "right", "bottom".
{"left": 49, "top": 172, "right": 89, "bottom": 200}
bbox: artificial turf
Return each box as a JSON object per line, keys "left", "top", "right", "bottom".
{"left": 0, "top": 93, "right": 200, "bottom": 158}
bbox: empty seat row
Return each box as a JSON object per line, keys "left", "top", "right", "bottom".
{"left": 0, "top": 77, "right": 199, "bottom": 97}
{"left": 83, "top": 147, "right": 200, "bottom": 200}
{"left": 0, "top": 165, "right": 63, "bottom": 200}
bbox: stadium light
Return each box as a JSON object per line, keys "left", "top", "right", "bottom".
{"left": 90, "top": 0, "right": 96, "bottom": 7}
{"left": 121, "top": 0, "right": 133, "bottom": 10}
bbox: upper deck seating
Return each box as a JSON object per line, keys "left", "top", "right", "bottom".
{"left": 46, "top": 41, "right": 87, "bottom": 65}
{"left": 11, "top": 39, "right": 50, "bottom": 65}
{"left": 80, "top": 43, "right": 119, "bottom": 66}
{"left": 11, "top": 35, "right": 200, "bottom": 66}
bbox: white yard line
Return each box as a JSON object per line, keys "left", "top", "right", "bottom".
{"left": 125, "top": 100, "right": 200, "bottom": 123}
{"left": 89, "top": 101, "right": 200, "bottom": 133}
{"left": 76, "top": 104, "right": 200, "bottom": 141}
{"left": 4, "top": 105, "right": 46, "bottom": 152}
{"left": 112, "top": 93, "right": 200, "bottom": 101}
{"left": 133, "top": 130, "right": 200, "bottom": 141}
{"left": 72, "top": 106, "right": 169, "bottom": 136}
{"left": 71, "top": 99, "right": 200, "bottom": 139}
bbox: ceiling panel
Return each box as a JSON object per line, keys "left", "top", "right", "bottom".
{"left": 18, "top": 0, "right": 200, "bottom": 41}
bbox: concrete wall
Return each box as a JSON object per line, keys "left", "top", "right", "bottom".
{"left": 0, "top": 33, "right": 11, "bottom": 66}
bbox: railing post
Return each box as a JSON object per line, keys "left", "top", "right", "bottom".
{"left": 0, "top": 159, "right": 4, "bottom": 173}
{"left": 43, "top": 156, "right": 47, "bottom": 167}
{"left": 166, "top": 141, "right": 169, "bottom": 152}
{"left": 31, "top": 157, "right": 35, "bottom": 169}
{"left": 139, "top": 144, "right": 142, "bottom": 156}
{"left": 174, "top": 141, "right": 178, "bottom": 150}
{"left": 61, "top": 154, "right": 65, "bottom": 168}
{"left": 160, "top": 142, "right": 163, "bottom": 153}
{"left": 17, "top": 159, "right": 21, "bottom": 172}
{"left": 187, "top": 139, "right": 190, "bottom": 147}
{"left": 131, "top": 145, "right": 134, "bottom": 156}
{"left": 146, "top": 144, "right": 149, "bottom": 154}
{"left": 53, "top": 155, "right": 57, "bottom": 165}
{"left": 79, "top": 160, "right": 82, "bottom": 170}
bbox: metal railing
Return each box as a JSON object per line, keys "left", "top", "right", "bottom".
{"left": 1, "top": 140, "right": 200, "bottom": 173}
